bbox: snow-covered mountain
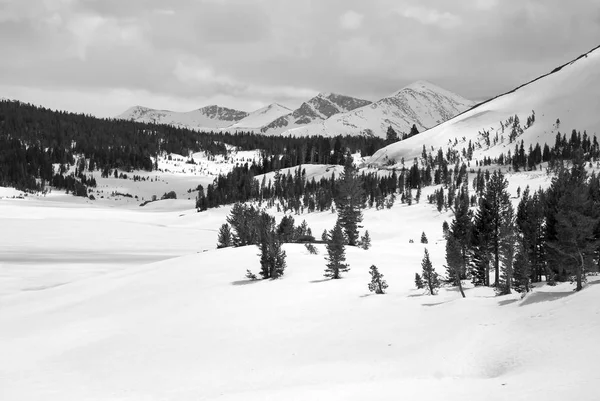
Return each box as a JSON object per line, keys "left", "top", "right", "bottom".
{"left": 283, "top": 81, "right": 474, "bottom": 138}
{"left": 224, "top": 103, "right": 292, "bottom": 131}
{"left": 260, "top": 93, "right": 372, "bottom": 135}
{"left": 116, "top": 105, "right": 249, "bottom": 131}
{"left": 369, "top": 45, "right": 600, "bottom": 166}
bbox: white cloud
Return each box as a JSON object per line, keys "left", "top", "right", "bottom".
{"left": 474, "top": 0, "right": 498, "bottom": 10}
{"left": 339, "top": 10, "right": 364, "bottom": 30}
{"left": 399, "top": 6, "right": 461, "bottom": 29}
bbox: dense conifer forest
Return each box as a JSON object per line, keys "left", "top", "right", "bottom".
{"left": 0, "top": 100, "right": 385, "bottom": 194}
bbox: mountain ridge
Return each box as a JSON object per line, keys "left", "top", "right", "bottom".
{"left": 281, "top": 80, "right": 474, "bottom": 138}
{"left": 369, "top": 44, "right": 600, "bottom": 165}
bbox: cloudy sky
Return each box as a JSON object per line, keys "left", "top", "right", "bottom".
{"left": 1, "top": 0, "right": 599, "bottom": 117}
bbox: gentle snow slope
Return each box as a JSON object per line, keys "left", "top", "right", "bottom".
{"left": 369, "top": 46, "right": 600, "bottom": 165}
{"left": 224, "top": 103, "right": 292, "bottom": 131}
{"left": 284, "top": 81, "right": 474, "bottom": 139}
{"left": 116, "top": 105, "right": 248, "bottom": 131}
{"left": 1, "top": 173, "right": 599, "bottom": 400}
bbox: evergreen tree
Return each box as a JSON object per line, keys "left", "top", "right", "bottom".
{"left": 385, "top": 126, "right": 399, "bottom": 145}
{"left": 245, "top": 269, "right": 258, "bottom": 280}
{"left": 486, "top": 170, "right": 513, "bottom": 286}
{"left": 368, "top": 265, "right": 388, "bottom": 294}
{"left": 324, "top": 223, "right": 349, "bottom": 279}
{"left": 545, "top": 158, "right": 600, "bottom": 291}
{"left": 335, "top": 153, "right": 365, "bottom": 246}
{"left": 305, "top": 243, "right": 319, "bottom": 255}
{"left": 217, "top": 223, "right": 233, "bottom": 249}
{"left": 277, "top": 215, "right": 295, "bottom": 243}
{"left": 421, "top": 248, "right": 441, "bottom": 295}
{"left": 415, "top": 273, "right": 424, "bottom": 289}
{"left": 497, "top": 204, "right": 516, "bottom": 295}
{"left": 321, "top": 229, "right": 328, "bottom": 242}
{"left": 516, "top": 187, "right": 546, "bottom": 283}
{"left": 409, "top": 124, "right": 419, "bottom": 138}
{"left": 449, "top": 187, "right": 472, "bottom": 283}
{"left": 420, "top": 231, "right": 428, "bottom": 244}
{"left": 360, "top": 230, "right": 371, "bottom": 250}
{"left": 444, "top": 235, "right": 466, "bottom": 297}
{"left": 512, "top": 241, "right": 531, "bottom": 293}
{"left": 257, "top": 211, "right": 287, "bottom": 279}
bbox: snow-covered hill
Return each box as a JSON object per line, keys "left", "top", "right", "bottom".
{"left": 283, "top": 81, "right": 474, "bottom": 138}
{"left": 2, "top": 175, "right": 599, "bottom": 400}
{"left": 224, "top": 103, "right": 292, "bottom": 131}
{"left": 260, "top": 93, "right": 372, "bottom": 135}
{"left": 116, "top": 105, "right": 248, "bottom": 131}
{"left": 369, "top": 46, "right": 600, "bottom": 165}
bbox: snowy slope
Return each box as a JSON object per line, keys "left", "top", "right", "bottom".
{"left": 369, "top": 46, "right": 600, "bottom": 165}
{"left": 116, "top": 105, "right": 248, "bottom": 131}
{"left": 1, "top": 184, "right": 599, "bottom": 400}
{"left": 284, "top": 81, "right": 474, "bottom": 138}
{"left": 260, "top": 93, "right": 372, "bottom": 135}
{"left": 224, "top": 103, "right": 292, "bottom": 131}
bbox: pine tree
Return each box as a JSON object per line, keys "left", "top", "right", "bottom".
{"left": 305, "top": 243, "right": 318, "bottom": 254}
{"left": 217, "top": 223, "right": 233, "bottom": 249}
{"left": 409, "top": 124, "right": 419, "bottom": 138}
{"left": 497, "top": 204, "right": 516, "bottom": 295}
{"left": 420, "top": 231, "right": 428, "bottom": 244}
{"left": 385, "top": 126, "right": 399, "bottom": 145}
{"left": 421, "top": 248, "right": 441, "bottom": 295}
{"left": 324, "top": 223, "right": 349, "bottom": 279}
{"left": 512, "top": 241, "right": 531, "bottom": 293}
{"left": 368, "top": 265, "right": 388, "bottom": 294}
{"left": 245, "top": 269, "right": 258, "bottom": 280}
{"left": 257, "top": 211, "right": 287, "bottom": 279}
{"left": 360, "top": 230, "right": 371, "bottom": 250}
{"left": 486, "top": 170, "right": 513, "bottom": 287}
{"left": 545, "top": 158, "right": 600, "bottom": 291}
{"left": 415, "top": 272, "right": 424, "bottom": 289}
{"left": 335, "top": 153, "right": 364, "bottom": 246}
{"left": 321, "top": 229, "right": 328, "bottom": 242}
{"left": 444, "top": 235, "right": 465, "bottom": 297}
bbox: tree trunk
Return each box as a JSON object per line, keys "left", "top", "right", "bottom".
{"left": 457, "top": 278, "right": 466, "bottom": 298}
{"left": 576, "top": 251, "right": 584, "bottom": 292}
{"left": 494, "top": 243, "right": 500, "bottom": 287}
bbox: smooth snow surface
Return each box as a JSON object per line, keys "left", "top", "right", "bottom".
{"left": 370, "top": 46, "right": 600, "bottom": 165}
{"left": 284, "top": 81, "right": 474, "bottom": 138}
{"left": 224, "top": 103, "right": 292, "bottom": 131}
{"left": 116, "top": 105, "right": 248, "bottom": 131}
{"left": 1, "top": 165, "right": 599, "bottom": 400}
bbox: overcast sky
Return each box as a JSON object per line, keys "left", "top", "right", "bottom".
{"left": 1, "top": 0, "right": 599, "bottom": 117}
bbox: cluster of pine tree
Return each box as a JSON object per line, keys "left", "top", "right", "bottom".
{"left": 442, "top": 155, "right": 600, "bottom": 296}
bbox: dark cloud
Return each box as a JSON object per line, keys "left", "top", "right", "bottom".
{"left": 0, "top": 0, "right": 599, "bottom": 117}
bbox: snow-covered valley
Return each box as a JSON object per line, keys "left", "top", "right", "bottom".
{"left": 1, "top": 164, "right": 599, "bottom": 401}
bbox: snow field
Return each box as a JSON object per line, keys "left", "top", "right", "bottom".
{"left": 1, "top": 165, "right": 599, "bottom": 400}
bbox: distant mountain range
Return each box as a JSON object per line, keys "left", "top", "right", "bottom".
{"left": 116, "top": 105, "right": 249, "bottom": 130}
{"left": 116, "top": 82, "right": 474, "bottom": 138}
{"left": 285, "top": 81, "right": 474, "bottom": 138}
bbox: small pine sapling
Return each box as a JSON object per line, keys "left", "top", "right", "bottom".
{"left": 321, "top": 229, "right": 328, "bottom": 242}
{"left": 360, "top": 230, "right": 371, "bottom": 250}
{"left": 217, "top": 223, "right": 233, "bottom": 248}
{"left": 420, "top": 231, "right": 428, "bottom": 244}
{"left": 368, "top": 265, "right": 388, "bottom": 294}
{"left": 245, "top": 269, "right": 258, "bottom": 281}
{"left": 304, "top": 243, "right": 319, "bottom": 255}
{"left": 421, "top": 248, "right": 441, "bottom": 295}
